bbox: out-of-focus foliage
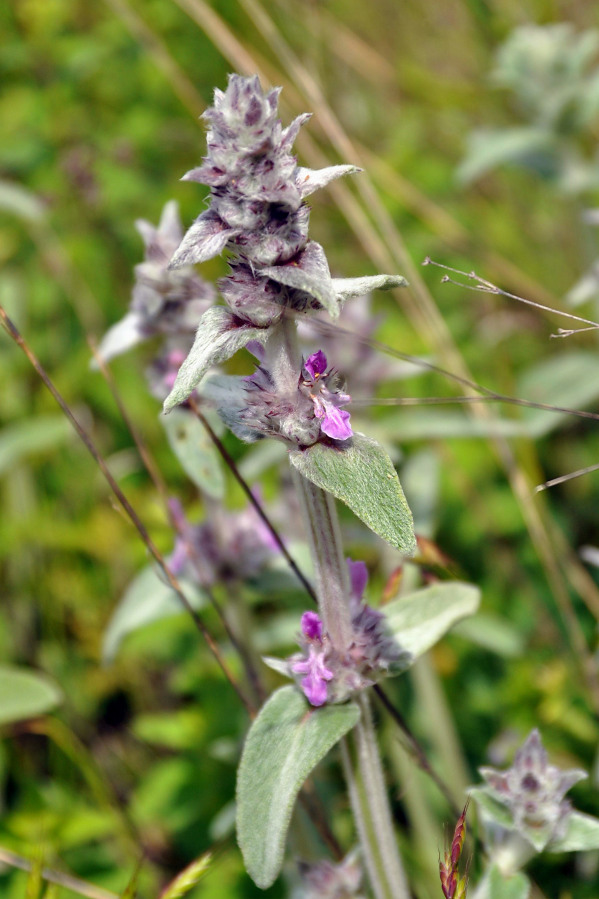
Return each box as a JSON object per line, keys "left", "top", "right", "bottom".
{"left": 2, "top": 1, "right": 599, "bottom": 898}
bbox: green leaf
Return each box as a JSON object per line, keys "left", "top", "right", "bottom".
{"left": 516, "top": 350, "right": 599, "bottom": 437}
{"left": 0, "top": 666, "right": 62, "bottom": 726}
{"left": 548, "top": 811, "right": 599, "bottom": 852}
{"left": 478, "top": 865, "right": 530, "bottom": 899}
{"left": 289, "top": 433, "right": 416, "bottom": 553}
{"left": 0, "top": 179, "right": 46, "bottom": 222}
{"left": 469, "top": 786, "right": 515, "bottom": 830}
{"left": 380, "top": 409, "right": 529, "bottom": 441}
{"left": 161, "top": 408, "right": 224, "bottom": 499}
{"left": 103, "top": 566, "right": 206, "bottom": 663}
{"left": 383, "top": 582, "right": 480, "bottom": 658}
{"left": 236, "top": 686, "right": 360, "bottom": 888}
{"left": 0, "top": 415, "right": 73, "bottom": 476}
{"left": 159, "top": 852, "right": 212, "bottom": 898}
{"left": 451, "top": 613, "right": 525, "bottom": 657}
{"left": 162, "top": 307, "right": 270, "bottom": 412}
{"left": 457, "top": 126, "right": 557, "bottom": 183}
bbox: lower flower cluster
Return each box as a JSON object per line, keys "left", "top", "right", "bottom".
{"left": 273, "top": 559, "right": 411, "bottom": 707}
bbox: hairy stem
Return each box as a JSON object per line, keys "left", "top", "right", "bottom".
{"left": 292, "top": 469, "right": 353, "bottom": 652}
{"left": 291, "top": 452, "right": 408, "bottom": 894}
{"left": 341, "top": 693, "right": 410, "bottom": 899}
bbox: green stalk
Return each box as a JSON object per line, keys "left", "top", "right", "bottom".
{"left": 341, "top": 693, "right": 410, "bottom": 899}
{"left": 292, "top": 469, "right": 353, "bottom": 652}
{"left": 268, "top": 314, "right": 410, "bottom": 896}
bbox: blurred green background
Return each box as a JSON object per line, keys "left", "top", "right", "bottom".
{"left": 2, "top": 0, "right": 599, "bottom": 897}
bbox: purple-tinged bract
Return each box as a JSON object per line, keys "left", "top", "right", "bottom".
{"left": 478, "top": 728, "right": 587, "bottom": 850}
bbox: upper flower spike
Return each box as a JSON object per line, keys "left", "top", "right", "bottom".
{"left": 168, "top": 74, "right": 360, "bottom": 271}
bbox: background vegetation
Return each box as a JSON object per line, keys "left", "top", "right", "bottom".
{"left": 2, "top": 0, "right": 599, "bottom": 896}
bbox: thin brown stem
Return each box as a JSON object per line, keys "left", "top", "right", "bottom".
{"left": 0, "top": 304, "right": 252, "bottom": 715}
{"left": 188, "top": 398, "right": 318, "bottom": 604}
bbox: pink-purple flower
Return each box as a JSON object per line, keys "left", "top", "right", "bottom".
{"left": 284, "top": 559, "right": 411, "bottom": 707}
{"left": 301, "top": 351, "right": 352, "bottom": 441}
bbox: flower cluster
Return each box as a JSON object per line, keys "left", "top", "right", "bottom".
{"left": 169, "top": 74, "right": 356, "bottom": 286}
{"left": 277, "top": 559, "right": 411, "bottom": 706}
{"left": 161, "top": 75, "right": 406, "bottom": 416}
{"left": 97, "top": 200, "right": 214, "bottom": 370}
{"left": 208, "top": 349, "right": 352, "bottom": 447}
{"left": 167, "top": 496, "right": 278, "bottom": 586}
{"left": 478, "top": 728, "right": 587, "bottom": 851}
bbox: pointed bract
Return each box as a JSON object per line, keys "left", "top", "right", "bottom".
{"left": 168, "top": 211, "right": 237, "bottom": 269}
{"left": 296, "top": 164, "right": 362, "bottom": 198}
{"left": 332, "top": 273, "right": 408, "bottom": 305}
{"left": 162, "top": 307, "right": 270, "bottom": 412}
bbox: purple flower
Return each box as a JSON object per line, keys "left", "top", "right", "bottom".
{"left": 301, "top": 611, "right": 324, "bottom": 640}
{"left": 347, "top": 558, "right": 368, "bottom": 601}
{"left": 301, "top": 351, "right": 353, "bottom": 441}
{"left": 206, "top": 349, "right": 353, "bottom": 447}
{"left": 285, "top": 559, "right": 410, "bottom": 707}
{"left": 291, "top": 646, "right": 335, "bottom": 707}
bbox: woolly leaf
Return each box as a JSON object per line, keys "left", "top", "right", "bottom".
{"left": 161, "top": 408, "right": 224, "bottom": 499}
{"left": 93, "top": 311, "right": 145, "bottom": 365}
{"left": 296, "top": 165, "right": 361, "bottom": 198}
{"left": 469, "top": 786, "right": 515, "bottom": 830}
{"left": 0, "top": 667, "right": 62, "bottom": 726}
{"left": 332, "top": 273, "right": 408, "bottom": 302}
{"left": 262, "top": 242, "right": 338, "bottom": 318}
{"left": 548, "top": 811, "right": 599, "bottom": 852}
{"left": 237, "top": 686, "right": 360, "bottom": 888}
{"left": 289, "top": 433, "right": 416, "bottom": 553}
{"left": 476, "top": 865, "right": 530, "bottom": 899}
{"left": 168, "top": 210, "right": 236, "bottom": 269}
{"left": 383, "top": 582, "right": 480, "bottom": 658}
{"left": 162, "top": 307, "right": 270, "bottom": 412}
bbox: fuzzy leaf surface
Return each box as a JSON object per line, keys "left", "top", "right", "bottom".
{"left": 332, "top": 273, "right": 408, "bottom": 302}
{"left": 161, "top": 408, "right": 224, "bottom": 499}
{"left": 103, "top": 566, "right": 206, "bottom": 663}
{"left": 93, "top": 311, "right": 145, "bottom": 365}
{"left": 383, "top": 582, "right": 480, "bottom": 658}
{"left": 262, "top": 242, "right": 338, "bottom": 319}
{"left": 296, "top": 164, "right": 361, "bottom": 198}
{"left": 162, "top": 307, "right": 269, "bottom": 412}
{"left": 476, "top": 865, "right": 531, "bottom": 899}
{"left": 548, "top": 811, "right": 599, "bottom": 851}
{"left": 168, "top": 210, "right": 236, "bottom": 268}
{"left": 236, "top": 685, "right": 360, "bottom": 888}
{"left": 0, "top": 667, "right": 62, "bottom": 726}
{"left": 289, "top": 433, "right": 416, "bottom": 553}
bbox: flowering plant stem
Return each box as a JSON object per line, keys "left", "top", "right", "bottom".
{"left": 292, "top": 468, "right": 354, "bottom": 652}
{"left": 292, "top": 442, "right": 409, "bottom": 897}
{"left": 341, "top": 693, "right": 410, "bottom": 899}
